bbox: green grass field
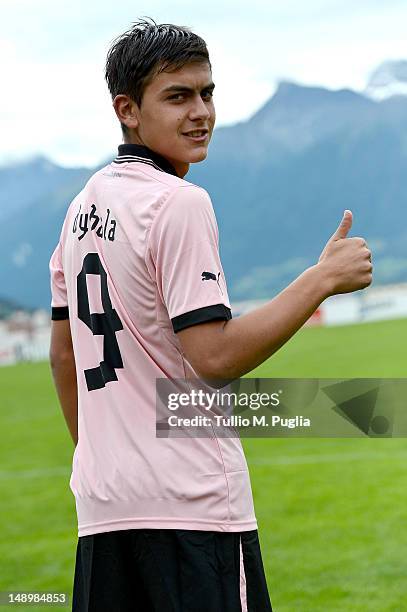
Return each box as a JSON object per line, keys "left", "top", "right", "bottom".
{"left": 0, "top": 318, "right": 406, "bottom": 611}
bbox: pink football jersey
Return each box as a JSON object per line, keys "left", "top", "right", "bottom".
{"left": 50, "top": 144, "right": 257, "bottom": 537}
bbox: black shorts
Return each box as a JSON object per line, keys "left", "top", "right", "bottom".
{"left": 72, "top": 528, "right": 272, "bottom": 611}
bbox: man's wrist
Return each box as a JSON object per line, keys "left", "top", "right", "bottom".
{"left": 306, "top": 262, "right": 334, "bottom": 301}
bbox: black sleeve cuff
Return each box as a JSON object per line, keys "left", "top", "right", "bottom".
{"left": 171, "top": 304, "right": 232, "bottom": 333}
{"left": 51, "top": 306, "right": 69, "bottom": 320}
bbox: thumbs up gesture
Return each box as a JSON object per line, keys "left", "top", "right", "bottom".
{"left": 318, "top": 210, "right": 373, "bottom": 296}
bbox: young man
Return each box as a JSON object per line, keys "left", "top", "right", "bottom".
{"left": 49, "top": 18, "right": 372, "bottom": 612}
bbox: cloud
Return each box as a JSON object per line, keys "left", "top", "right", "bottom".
{"left": 2, "top": 0, "right": 407, "bottom": 166}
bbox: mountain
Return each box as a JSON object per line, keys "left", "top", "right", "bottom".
{"left": 1, "top": 157, "right": 96, "bottom": 308}
{"left": 0, "top": 155, "right": 91, "bottom": 223}
{"left": 1, "top": 78, "right": 407, "bottom": 309}
{"left": 365, "top": 60, "right": 407, "bottom": 100}
{"left": 187, "top": 81, "right": 407, "bottom": 298}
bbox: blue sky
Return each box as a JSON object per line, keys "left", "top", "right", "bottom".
{"left": 2, "top": 0, "right": 407, "bottom": 167}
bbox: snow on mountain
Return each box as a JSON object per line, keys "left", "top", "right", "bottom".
{"left": 365, "top": 60, "right": 407, "bottom": 100}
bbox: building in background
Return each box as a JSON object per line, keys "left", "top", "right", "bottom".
{"left": 1, "top": 284, "right": 407, "bottom": 366}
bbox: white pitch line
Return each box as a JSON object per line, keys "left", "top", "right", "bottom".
{"left": 1, "top": 451, "right": 406, "bottom": 480}
{"left": 0, "top": 466, "right": 71, "bottom": 480}
{"left": 249, "top": 451, "right": 407, "bottom": 466}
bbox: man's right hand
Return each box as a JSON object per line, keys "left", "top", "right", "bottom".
{"left": 317, "top": 209, "right": 373, "bottom": 296}
{"left": 178, "top": 209, "right": 374, "bottom": 382}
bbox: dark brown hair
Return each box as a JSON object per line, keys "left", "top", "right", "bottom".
{"left": 105, "top": 17, "right": 211, "bottom": 136}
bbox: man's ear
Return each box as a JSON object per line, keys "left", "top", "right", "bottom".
{"left": 112, "top": 94, "right": 140, "bottom": 130}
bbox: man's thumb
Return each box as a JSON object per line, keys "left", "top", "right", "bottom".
{"left": 330, "top": 209, "right": 353, "bottom": 241}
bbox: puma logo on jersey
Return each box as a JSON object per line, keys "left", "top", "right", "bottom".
{"left": 201, "top": 271, "right": 223, "bottom": 294}
{"left": 72, "top": 204, "right": 117, "bottom": 242}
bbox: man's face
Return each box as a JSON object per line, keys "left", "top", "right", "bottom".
{"left": 116, "top": 61, "right": 216, "bottom": 178}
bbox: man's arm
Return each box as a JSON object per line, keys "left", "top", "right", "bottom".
{"left": 177, "top": 211, "right": 373, "bottom": 382}
{"left": 49, "top": 319, "right": 78, "bottom": 446}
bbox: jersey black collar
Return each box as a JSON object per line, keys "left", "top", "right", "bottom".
{"left": 113, "top": 144, "right": 178, "bottom": 177}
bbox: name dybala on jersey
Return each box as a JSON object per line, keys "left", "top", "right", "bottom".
{"left": 49, "top": 144, "right": 257, "bottom": 537}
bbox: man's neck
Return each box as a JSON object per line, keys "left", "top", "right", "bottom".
{"left": 122, "top": 139, "right": 189, "bottom": 178}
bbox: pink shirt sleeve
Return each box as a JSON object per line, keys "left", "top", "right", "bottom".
{"left": 49, "top": 241, "right": 69, "bottom": 319}
{"left": 148, "top": 185, "right": 232, "bottom": 332}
